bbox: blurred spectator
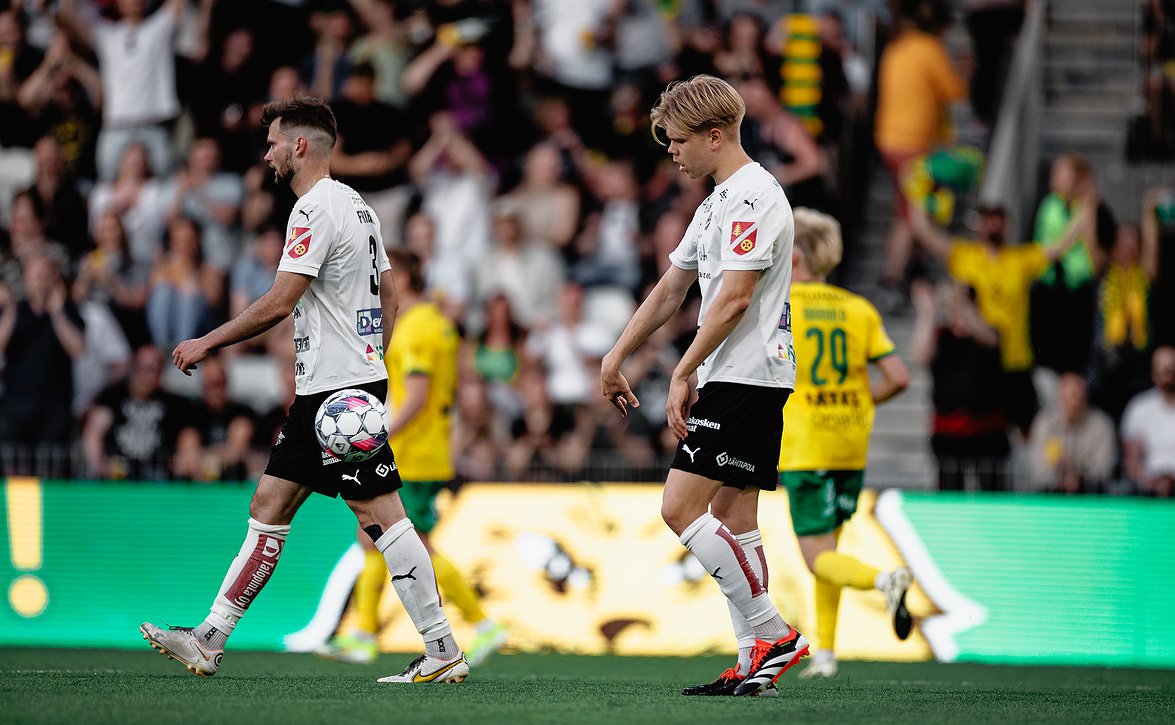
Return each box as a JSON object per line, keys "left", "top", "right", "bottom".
{"left": 59, "top": 0, "right": 185, "bottom": 179}
{"left": 737, "top": 73, "right": 830, "bottom": 213}
{"left": 505, "top": 363, "right": 593, "bottom": 481}
{"left": 72, "top": 296, "right": 132, "bottom": 420}
{"left": 610, "top": 0, "right": 673, "bottom": 89}
{"left": 1088, "top": 224, "right": 1156, "bottom": 425}
{"left": 22, "top": 135, "right": 88, "bottom": 259}
{"left": 499, "top": 141, "right": 581, "bottom": 251}
{"left": 0, "top": 254, "right": 85, "bottom": 476}
{"left": 190, "top": 26, "right": 268, "bottom": 173}
{"left": 963, "top": 0, "right": 1024, "bottom": 128}
{"left": 0, "top": 4, "right": 44, "bottom": 148}
{"left": 174, "top": 355, "right": 255, "bottom": 482}
{"left": 88, "top": 142, "right": 172, "bottom": 270}
{"left": 1, "top": 190, "right": 70, "bottom": 290}
{"left": 874, "top": 0, "right": 966, "bottom": 303}
{"left": 228, "top": 225, "right": 289, "bottom": 357}
{"left": 1141, "top": 0, "right": 1175, "bottom": 158}
{"left": 530, "top": 0, "right": 614, "bottom": 146}
{"left": 471, "top": 200, "right": 564, "bottom": 331}
{"left": 1027, "top": 373, "right": 1116, "bottom": 494}
{"left": 72, "top": 210, "right": 150, "bottom": 348}
{"left": 1143, "top": 184, "right": 1175, "bottom": 347}
{"left": 1121, "top": 345, "right": 1175, "bottom": 497}
{"left": 330, "top": 61, "right": 412, "bottom": 245}
{"left": 300, "top": 2, "right": 354, "bottom": 100}
{"left": 166, "top": 137, "right": 244, "bottom": 270}
{"left": 451, "top": 377, "right": 508, "bottom": 482}
{"left": 911, "top": 279, "right": 1008, "bottom": 491}
{"left": 525, "top": 281, "right": 614, "bottom": 414}
{"left": 571, "top": 159, "right": 641, "bottom": 292}
{"left": 82, "top": 344, "right": 194, "bottom": 481}
{"left": 17, "top": 32, "right": 102, "bottom": 182}
{"left": 713, "top": 11, "right": 777, "bottom": 86}
{"left": 408, "top": 113, "right": 494, "bottom": 321}
{"left": 344, "top": 0, "right": 411, "bottom": 108}
{"left": 146, "top": 216, "right": 223, "bottom": 350}
{"left": 911, "top": 201, "right": 1091, "bottom": 436}
{"left": 1031, "top": 153, "right": 1115, "bottom": 375}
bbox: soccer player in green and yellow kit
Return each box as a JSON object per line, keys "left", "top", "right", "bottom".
{"left": 321, "top": 250, "right": 507, "bottom": 666}
{"left": 780, "top": 208, "right": 913, "bottom": 679}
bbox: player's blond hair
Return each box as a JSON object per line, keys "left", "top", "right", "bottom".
{"left": 793, "top": 207, "right": 843, "bottom": 278}
{"left": 650, "top": 74, "right": 745, "bottom": 144}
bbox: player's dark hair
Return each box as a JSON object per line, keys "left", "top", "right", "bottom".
{"left": 388, "top": 249, "right": 426, "bottom": 294}
{"left": 260, "top": 97, "right": 338, "bottom": 149}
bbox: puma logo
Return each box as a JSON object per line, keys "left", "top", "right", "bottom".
{"left": 711, "top": 567, "right": 723, "bottom": 580}
{"left": 392, "top": 566, "right": 417, "bottom": 582}
{"left": 743, "top": 199, "right": 756, "bottom": 210}
{"left": 297, "top": 208, "right": 311, "bottom": 222}
{"left": 341, "top": 471, "right": 361, "bottom": 485}
{"left": 682, "top": 444, "right": 700, "bottom": 463}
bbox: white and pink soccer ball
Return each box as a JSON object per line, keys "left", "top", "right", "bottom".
{"left": 314, "top": 388, "right": 389, "bottom": 462}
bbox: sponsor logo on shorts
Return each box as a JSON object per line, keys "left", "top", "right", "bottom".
{"left": 356, "top": 308, "right": 383, "bottom": 335}
{"left": 681, "top": 444, "right": 701, "bottom": 463}
{"left": 321, "top": 450, "right": 340, "bottom": 466}
{"left": 716, "top": 452, "right": 755, "bottom": 473}
{"left": 686, "top": 417, "right": 721, "bottom": 432}
{"left": 375, "top": 463, "right": 395, "bottom": 477}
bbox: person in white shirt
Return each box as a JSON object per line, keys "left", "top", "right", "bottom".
{"left": 1121, "top": 346, "right": 1175, "bottom": 497}
{"left": 600, "top": 74, "right": 805, "bottom": 698}
{"left": 140, "top": 97, "right": 467, "bottom": 685}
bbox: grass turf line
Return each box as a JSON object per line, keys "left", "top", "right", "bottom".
{"left": 1, "top": 649, "right": 1173, "bottom": 724}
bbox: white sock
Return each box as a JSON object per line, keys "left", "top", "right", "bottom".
{"left": 727, "top": 529, "right": 767, "bottom": 673}
{"left": 875, "top": 570, "right": 891, "bottom": 592}
{"left": 680, "top": 514, "right": 780, "bottom": 634}
{"left": 375, "top": 518, "right": 453, "bottom": 651}
{"left": 203, "top": 517, "right": 290, "bottom": 645}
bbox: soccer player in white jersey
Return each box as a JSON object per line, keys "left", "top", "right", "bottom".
{"left": 601, "top": 75, "right": 807, "bottom": 697}
{"left": 140, "top": 98, "right": 468, "bottom": 685}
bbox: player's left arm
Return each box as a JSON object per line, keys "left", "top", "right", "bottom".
{"left": 173, "top": 271, "right": 312, "bottom": 374}
{"left": 667, "top": 268, "right": 759, "bottom": 439}
{"left": 870, "top": 353, "right": 910, "bottom": 404}
{"left": 379, "top": 268, "right": 397, "bottom": 352}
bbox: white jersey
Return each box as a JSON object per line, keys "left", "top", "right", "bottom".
{"left": 668, "top": 162, "right": 796, "bottom": 389}
{"left": 278, "top": 178, "right": 391, "bottom": 395}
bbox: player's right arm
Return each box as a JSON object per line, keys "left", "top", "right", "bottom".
{"left": 601, "top": 263, "right": 697, "bottom": 416}
{"left": 908, "top": 203, "right": 954, "bottom": 264}
{"left": 172, "top": 271, "right": 312, "bottom": 374}
{"left": 871, "top": 353, "right": 910, "bottom": 404}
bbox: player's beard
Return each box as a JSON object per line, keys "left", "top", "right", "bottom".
{"left": 273, "top": 157, "right": 295, "bottom": 187}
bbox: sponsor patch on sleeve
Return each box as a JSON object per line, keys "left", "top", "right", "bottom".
{"left": 729, "top": 221, "right": 758, "bottom": 256}
{"left": 287, "top": 226, "right": 312, "bottom": 258}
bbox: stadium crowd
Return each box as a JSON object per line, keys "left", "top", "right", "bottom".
{"left": 0, "top": 0, "right": 1171, "bottom": 497}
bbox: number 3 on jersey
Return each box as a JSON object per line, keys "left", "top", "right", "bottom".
{"left": 368, "top": 235, "right": 379, "bottom": 296}
{"left": 806, "top": 326, "right": 848, "bottom": 386}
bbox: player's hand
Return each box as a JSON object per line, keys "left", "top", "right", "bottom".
{"left": 600, "top": 363, "right": 639, "bottom": 417}
{"left": 666, "top": 376, "right": 691, "bottom": 440}
{"left": 172, "top": 338, "right": 210, "bottom": 375}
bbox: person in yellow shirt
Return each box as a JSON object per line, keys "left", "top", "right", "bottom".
{"left": 779, "top": 208, "right": 912, "bottom": 679}
{"left": 320, "top": 250, "right": 507, "bottom": 666}
{"left": 874, "top": 0, "right": 966, "bottom": 302}
{"left": 910, "top": 199, "right": 1093, "bottom": 435}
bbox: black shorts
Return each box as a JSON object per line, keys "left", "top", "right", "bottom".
{"left": 669, "top": 382, "right": 790, "bottom": 491}
{"left": 265, "top": 380, "right": 402, "bottom": 501}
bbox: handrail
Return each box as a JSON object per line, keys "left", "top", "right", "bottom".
{"left": 978, "top": 0, "right": 1046, "bottom": 243}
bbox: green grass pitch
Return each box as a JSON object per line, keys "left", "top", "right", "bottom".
{"left": 2, "top": 648, "right": 1173, "bottom": 724}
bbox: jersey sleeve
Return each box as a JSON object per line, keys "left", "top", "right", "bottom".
{"left": 399, "top": 319, "right": 438, "bottom": 377}
{"left": 667, "top": 225, "right": 698, "bottom": 270}
{"left": 278, "top": 199, "right": 338, "bottom": 278}
{"left": 719, "top": 188, "right": 787, "bottom": 270}
{"left": 946, "top": 240, "right": 977, "bottom": 280}
{"left": 1019, "top": 244, "right": 1050, "bottom": 281}
{"left": 863, "top": 299, "right": 897, "bottom": 361}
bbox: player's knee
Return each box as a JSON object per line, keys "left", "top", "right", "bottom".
{"left": 660, "top": 501, "right": 693, "bottom": 536}
{"left": 248, "top": 490, "right": 295, "bottom": 525}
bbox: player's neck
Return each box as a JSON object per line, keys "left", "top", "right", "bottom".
{"left": 710, "top": 149, "right": 754, "bottom": 186}
{"left": 291, "top": 165, "right": 332, "bottom": 197}
{"left": 793, "top": 271, "right": 823, "bottom": 283}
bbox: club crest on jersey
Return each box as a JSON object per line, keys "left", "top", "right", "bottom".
{"left": 287, "top": 226, "right": 312, "bottom": 258}
{"left": 730, "top": 221, "right": 757, "bottom": 256}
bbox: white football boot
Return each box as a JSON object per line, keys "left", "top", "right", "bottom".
{"left": 377, "top": 652, "right": 470, "bottom": 684}
{"left": 140, "top": 622, "right": 222, "bottom": 677}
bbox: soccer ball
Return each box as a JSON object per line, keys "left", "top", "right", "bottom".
{"left": 314, "top": 388, "right": 389, "bottom": 462}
